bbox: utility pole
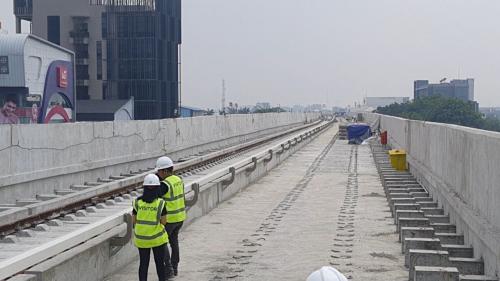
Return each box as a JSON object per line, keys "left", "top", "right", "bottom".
{"left": 221, "top": 79, "right": 226, "bottom": 115}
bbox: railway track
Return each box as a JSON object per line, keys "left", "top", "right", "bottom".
{"left": 0, "top": 119, "right": 333, "bottom": 280}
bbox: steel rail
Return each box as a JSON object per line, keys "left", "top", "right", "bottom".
{"left": 0, "top": 120, "right": 324, "bottom": 236}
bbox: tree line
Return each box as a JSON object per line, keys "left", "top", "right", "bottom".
{"left": 376, "top": 96, "right": 500, "bottom": 132}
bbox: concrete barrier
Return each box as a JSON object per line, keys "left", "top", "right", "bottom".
{"left": 0, "top": 113, "right": 319, "bottom": 203}
{"left": 6, "top": 122, "right": 334, "bottom": 281}
{"left": 364, "top": 113, "right": 500, "bottom": 277}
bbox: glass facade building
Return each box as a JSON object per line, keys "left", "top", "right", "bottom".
{"left": 17, "top": 0, "right": 182, "bottom": 120}
{"left": 99, "top": 0, "right": 181, "bottom": 119}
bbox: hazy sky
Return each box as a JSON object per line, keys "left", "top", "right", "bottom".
{"left": 2, "top": 0, "right": 500, "bottom": 109}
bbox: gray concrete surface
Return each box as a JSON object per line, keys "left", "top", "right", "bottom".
{"left": 106, "top": 129, "right": 407, "bottom": 281}
{"left": 1, "top": 120, "right": 327, "bottom": 281}
{"left": 0, "top": 113, "right": 319, "bottom": 203}
{"left": 6, "top": 274, "right": 38, "bottom": 281}
{"left": 414, "top": 266, "right": 459, "bottom": 281}
{"left": 364, "top": 113, "right": 500, "bottom": 277}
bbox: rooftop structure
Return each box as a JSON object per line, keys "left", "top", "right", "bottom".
{"left": 76, "top": 98, "right": 134, "bottom": 121}
{"left": 414, "top": 78, "right": 475, "bottom": 101}
{"left": 180, "top": 105, "right": 206, "bottom": 118}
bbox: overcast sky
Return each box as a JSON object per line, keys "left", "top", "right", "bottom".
{"left": 2, "top": 0, "right": 500, "bottom": 109}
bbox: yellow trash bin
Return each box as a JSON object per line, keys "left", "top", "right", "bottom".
{"left": 388, "top": 149, "right": 407, "bottom": 171}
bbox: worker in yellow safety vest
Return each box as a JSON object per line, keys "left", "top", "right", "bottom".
{"left": 132, "top": 174, "right": 173, "bottom": 281}
{"left": 156, "top": 156, "right": 186, "bottom": 277}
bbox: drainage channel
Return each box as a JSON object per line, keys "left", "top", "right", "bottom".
{"left": 369, "top": 141, "right": 498, "bottom": 281}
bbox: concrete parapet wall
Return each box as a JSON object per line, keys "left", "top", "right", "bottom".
{"left": 0, "top": 113, "right": 319, "bottom": 203}
{"left": 15, "top": 122, "right": 334, "bottom": 281}
{"left": 364, "top": 113, "right": 500, "bottom": 277}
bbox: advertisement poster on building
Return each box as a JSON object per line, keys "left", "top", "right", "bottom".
{"left": 0, "top": 94, "right": 19, "bottom": 124}
{"left": 0, "top": 35, "right": 76, "bottom": 125}
{"left": 0, "top": 91, "right": 42, "bottom": 125}
{"left": 31, "top": 104, "right": 39, "bottom": 124}
{"left": 0, "top": 61, "right": 75, "bottom": 125}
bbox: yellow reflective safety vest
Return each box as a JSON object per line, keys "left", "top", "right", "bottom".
{"left": 162, "top": 175, "right": 186, "bottom": 223}
{"left": 133, "top": 198, "right": 169, "bottom": 248}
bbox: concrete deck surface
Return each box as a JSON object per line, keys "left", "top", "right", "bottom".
{"left": 106, "top": 128, "right": 407, "bottom": 281}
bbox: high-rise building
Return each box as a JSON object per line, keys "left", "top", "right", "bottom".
{"left": 414, "top": 78, "right": 475, "bottom": 102}
{"left": 14, "top": 0, "right": 181, "bottom": 119}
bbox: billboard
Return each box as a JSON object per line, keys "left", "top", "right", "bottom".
{"left": 0, "top": 61, "right": 75, "bottom": 125}
{"left": 0, "top": 88, "right": 40, "bottom": 124}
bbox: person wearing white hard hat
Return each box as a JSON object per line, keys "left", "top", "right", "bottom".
{"left": 306, "top": 266, "right": 348, "bottom": 281}
{"left": 155, "top": 156, "right": 186, "bottom": 277}
{"left": 132, "top": 174, "right": 172, "bottom": 281}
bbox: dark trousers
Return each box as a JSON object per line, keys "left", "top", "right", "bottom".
{"left": 164, "top": 243, "right": 173, "bottom": 276}
{"left": 165, "top": 222, "right": 184, "bottom": 268}
{"left": 138, "top": 245, "right": 166, "bottom": 281}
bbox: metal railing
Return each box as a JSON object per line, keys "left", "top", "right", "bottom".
{"left": 14, "top": 7, "right": 32, "bottom": 18}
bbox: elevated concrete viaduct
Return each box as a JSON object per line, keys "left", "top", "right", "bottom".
{"left": 2, "top": 113, "right": 500, "bottom": 281}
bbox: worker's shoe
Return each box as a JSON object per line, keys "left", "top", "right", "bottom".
{"left": 165, "top": 265, "right": 174, "bottom": 279}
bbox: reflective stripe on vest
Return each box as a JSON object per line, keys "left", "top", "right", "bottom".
{"left": 133, "top": 198, "right": 168, "bottom": 248}
{"left": 163, "top": 175, "right": 187, "bottom": 223}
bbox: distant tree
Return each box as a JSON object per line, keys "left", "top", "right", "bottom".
{"left": 205, "top": 109, "right": 215, "bottom": 116}
{"left": 482, "top": 116, "right": 500, "bottom": 132}
{"left": 237, "top": 107, "right": 251, "bottom": 114}
{"left": 377, "top": 95, "right": 500, "bottom": 132}
{"left": 226, "top": 101, "right": 245, "bottom": 114}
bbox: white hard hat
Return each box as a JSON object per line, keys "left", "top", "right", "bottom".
{"left": 143, "top": 174, "right": 160, "bottom": 186}
{"left": 306, "top": 267, "right": 348, "bottom": 281}
{"left": 156, "top": 156, "right": 174, "bottom": 170}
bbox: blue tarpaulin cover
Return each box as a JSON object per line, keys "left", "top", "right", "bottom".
{"left": 347, "top": 123, "right": 371, "bottom": 144}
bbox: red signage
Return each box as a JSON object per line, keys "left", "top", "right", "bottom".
{"left": 57, "top": 66, "right": 68, "bottom": 88}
